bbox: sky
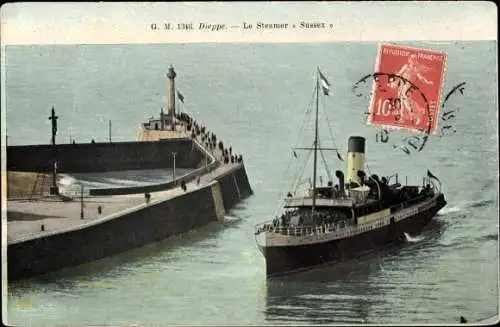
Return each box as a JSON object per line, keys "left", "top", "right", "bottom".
{"left": 0, "top": 2, "right": 497, "bottom": 45}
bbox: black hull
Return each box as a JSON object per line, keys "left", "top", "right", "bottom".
{"left": 263, "top": 194, "right": 446, "bottom": 277}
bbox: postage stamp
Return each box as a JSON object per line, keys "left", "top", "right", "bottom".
{"left": 366, "top": 43, "right": 447, "bottom": 134}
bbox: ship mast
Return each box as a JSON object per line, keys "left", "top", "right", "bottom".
{"left": 312, "top": 69, "right": 320, "bottom": 211}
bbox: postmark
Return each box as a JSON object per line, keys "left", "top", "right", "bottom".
{"left": 353, "top": 79, "right": 466, "bottom": 155}
{"left": 437, "top": 81, "right": 466, "bottom": 137}
{"left": 350, "top": 44, "right": 468, "bottom": 155}
{"left": 353, "top": 71, "right": 432, "bottom": 154}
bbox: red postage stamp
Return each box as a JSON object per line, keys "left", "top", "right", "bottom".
{"left": 367, "top": 44, "right": 447, "bottom": 134}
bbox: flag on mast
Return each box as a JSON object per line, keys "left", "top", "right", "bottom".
{"left": 318, "top": 68, "right": 330, "bottom": 96}
{"left": 336, "top": 151, "right": 344, "bottom": 162}
{"left": 427, "top": 170, "right": 441, "bottom": 189}
{"left": 177, "top": 90, "right": 184, "bottom": 103}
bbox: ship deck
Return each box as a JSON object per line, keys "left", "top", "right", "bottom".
{"left": 7, "top": 162, "right": 241, "bottom": 244}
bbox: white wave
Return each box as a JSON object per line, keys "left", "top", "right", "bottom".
{"left": 104, "top": 177, "right": 143, "bottom": 185}
{"left": 223, "top": 215, "right": 239, "bottom": 222}
{"left": 438, "top": 206, "right": 460, "bottom": 215}
{"left": 58, "top": 174, "right": 76, "bottom": 187}
{"left": 404, "top": 232, "right": 423, "bottom": 243}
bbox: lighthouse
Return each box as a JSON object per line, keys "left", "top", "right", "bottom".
{"left": 167, "top": 65, "right": 176, "bottom": 131}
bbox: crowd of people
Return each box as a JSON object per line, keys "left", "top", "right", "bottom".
{"left": 256, "top": 208, "right": 351, "bottom": 236}
{"left": 176, "top": 112, "right": 244, "bottom": 165}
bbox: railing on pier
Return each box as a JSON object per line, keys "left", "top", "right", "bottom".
{"left": 58, "top": 185, "right": 91, "bottom": 198}
{"left": 82, "top": 138, "right": 219, "bottom": 197}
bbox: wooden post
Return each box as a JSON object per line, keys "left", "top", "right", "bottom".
{"left": 80, "top": 184, "right": 84, "bottom": 219}
{"left": 172, "top": 152, "right": 177, "bottom": 183}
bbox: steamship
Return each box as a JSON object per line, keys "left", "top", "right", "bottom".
{"left": 254, "top": 68, "right": 447, "bottom": 277}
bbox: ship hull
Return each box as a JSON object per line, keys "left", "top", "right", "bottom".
{"left": 262, "top": 194, "right": 446, "bottom": 277}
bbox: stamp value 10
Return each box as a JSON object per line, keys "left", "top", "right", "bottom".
{"left": 367, "top": 44, "right": 448, "bottom": 134}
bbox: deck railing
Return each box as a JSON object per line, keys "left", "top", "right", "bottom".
{"left": 254, "top": 220, "right": 349, "bottom": 237}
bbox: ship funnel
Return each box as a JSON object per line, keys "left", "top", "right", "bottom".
{"left": 347, "top": 136, "right": 365, "bottom": 185}
{"left": 167, "top": 65, "right": 177, "bottom": 130}
{"left": 335, "top": 170, "right": 345, "bottom": 197}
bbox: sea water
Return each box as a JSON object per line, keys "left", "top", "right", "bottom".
{"left": 4, "top": 41, "right": 498, "bottom": 325}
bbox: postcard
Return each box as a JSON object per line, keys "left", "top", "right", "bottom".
{"left": 1, "top": 2, "right": 498, "bottom": 326}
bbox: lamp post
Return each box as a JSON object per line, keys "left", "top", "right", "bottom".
{"left": 172, "top": 152, "right": 177, "bottom": 184}
{"left": 109, "top": 120, "right": 112, "bottom": 143}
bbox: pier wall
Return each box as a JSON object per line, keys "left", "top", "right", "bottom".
{"left": 7, "top": 139, "right": 204, "bottom": 173}
{"left": 8, "top": 163, "right": 253, "bottom": 280}
{"left": 215, "top": 162, "right": 253, "bottom": 210}
{"left": 8, "top": 183, "right": 218, "bottom": 280}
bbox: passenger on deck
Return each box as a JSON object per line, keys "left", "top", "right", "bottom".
{"left": 333, "top": 185, "right": 339, "bottom": 197}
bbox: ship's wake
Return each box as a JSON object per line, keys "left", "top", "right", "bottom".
{"left": 438, "top": 199, "right": 495, "bottom": 216}
{"left": 403, "top": 232, "right": 424, "bottom": 243}
{"left": 437, "top": 206, "right": 461, "bottom": 215}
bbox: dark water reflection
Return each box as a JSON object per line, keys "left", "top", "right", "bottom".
{"left": 265, "top": 219, "right": 447, "bottom": 324}
{"left": 266, "top": 256, "right": 383, "bottom": 324}
{"left": 9, "top": 217, "right": 237, "bottom": 292}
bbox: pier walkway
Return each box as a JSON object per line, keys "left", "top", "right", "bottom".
{"left": 7, "top": 162, "right": 241, "bottom": 244}
{"left": 8, "top": 110, "right": 246, "bottom": 246}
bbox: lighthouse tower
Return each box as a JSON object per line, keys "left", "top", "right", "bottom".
{"left": 167, "top": 65, "right": 177, "bottom": 131}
